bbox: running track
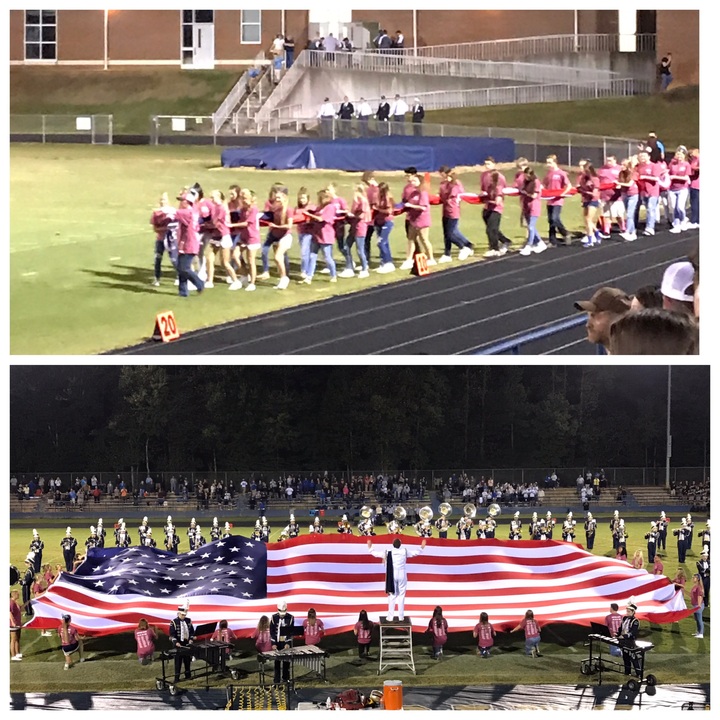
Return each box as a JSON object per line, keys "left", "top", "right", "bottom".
{"left": 119, "top": 229, "right": 697, "bottom": 356}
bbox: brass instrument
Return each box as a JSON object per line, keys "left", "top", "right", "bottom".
{"left": 419, "top": 506, "right": 433, "bottom": 522}
{"left": 488, "top": 503, "right": 502, "bottom": 517}
{"left": 439, "top": 502, "right": 453, "bottom": 517}
{"left": 463, "top": 503, "right": 477, "bottom": 519}
{"left": 393, "top": 506, "right": 407, "bottom": 522}
{"left": 360, "top": 505, "right": 373, "bottom": 519}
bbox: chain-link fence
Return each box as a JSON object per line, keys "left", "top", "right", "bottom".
{"left": 150, "top": 114, "right": 218, "bottom": 145}
{"left": 10, "top": 114, "right": 113, "bottom": 144}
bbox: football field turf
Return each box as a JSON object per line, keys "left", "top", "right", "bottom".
{"left": 11, "top": 144, "right": 593, "bottom": 355}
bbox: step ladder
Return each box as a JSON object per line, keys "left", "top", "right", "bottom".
{"left": 378, "top": 617, "right": 415, "bottom": 675}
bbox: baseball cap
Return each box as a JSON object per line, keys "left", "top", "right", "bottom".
{"left": 574, "top": 287, "right": 632, "bottom": 314}
{"left": 660, "top": 261, "right": 694, "bottom": 302}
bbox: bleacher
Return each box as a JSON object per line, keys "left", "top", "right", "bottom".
{"left": 624, "top": 486, "right": 686, "bottom": 506}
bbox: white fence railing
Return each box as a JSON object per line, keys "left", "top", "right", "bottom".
{"left": 10, "top": 114, "right": 113, "bottom": 144}
{"left": 297, "top": 49, "right": 619, "bottom": 84}
{"left": 414, "top": 33, "right": 657, "bottom": 61}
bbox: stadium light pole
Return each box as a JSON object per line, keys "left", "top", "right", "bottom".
{"left": 665, "top": 366, "right": 672, "bottom": 489}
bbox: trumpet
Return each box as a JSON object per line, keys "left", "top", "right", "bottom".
{"left": 419, "top": 506, "right": 433, "bottom": 522}
{"left": 439, "top": 502, "right": 453, "bottom": 517}
{"left": 488, "top": 503, "right": 502, "bottom": 517}
{"left": 463, "top": 503, "right": 477, "bottom": 519}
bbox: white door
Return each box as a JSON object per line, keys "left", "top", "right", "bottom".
{"left": 193, "top": 23, "right": 215, "bottom": 69}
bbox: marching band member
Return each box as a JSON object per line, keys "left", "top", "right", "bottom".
{"left": 29, "top": 529, "right": 44, "bottom": 574}
{"left": 685, "top": 513, "right": 695, "bottom": 551}
{"left": 435, "top": 513, "right": 450, "bottom": 539}
{"left": 512, "top": 511, "right": 522, "bottom": 531}
{"left": 529, "top": 512, "right": 539, "bottom": 541}
{"left": 61, "top": 527, "right": 77, "bottom": 572}
{"left": 143, "top": 528, "right": 157, "bottom": 548}
{"left": 359, "top": 517, "right": 376, "bottom": 537}
{"left": 309, "top": 516, "right": 324, "bottom": 534}
{"left": 561, "top": 513, "right": 576, "bottom": 542}
{"left": 187, "top": 518, "right": 197, "bottom": 542}
{"left": 696, "top": 547, "right": 710, "bottom": 606}
{"left": 416, "top": 519, "right": 433, "bottom": 538}
{"left": 584, "top": 512, "right": 597, "bottom": 550}
{"left": 116, "top": 521, "right": 131, "bottom": 548}
{"left": 618, "top": 602, "right": 642, "bottom": 677}
{"left": 165, "top": 528, "right": 180, "bottom": 554}
{"left": 221, "top": 521, "right": 233, "bottom": 539}
{"left": 261, "top": 517, "right": 271, "bottom": 543}
{"left": 138, "top": 516, "right": 149, "bottom": 544}
{"left": 476, "top": 518, "right": 488, "bottom": 539}
{"left": 698, "top": 519, "right": 710, "bottom": 558}
{"left": 169, "top": 602, "right": 196, "bottom": 685}
{"left": 251, "top": 520, "right": 263, "bottom": 542}
{"left": 20, "top": 553, "right": 36, "bottom": 616}
{"left": 210, "top": 517, "right": 221, "bottom": 542}
{"left": 616, "top": 518, "right": 628, "bottom": 549}
{"left": 338, "top": 514, "right": 353, "bottom": 534}
{"left": 644, "top": 522, "right": 659, "bottom": 563}
{"left": 192, "top": 526, "right": 206, "bottom": 550}
{"left": 674, "top": 517, "right": 689, "bottom": 563}
{"left": 165, "top": 515, "right": 176, "bottom": 541}
{"left": 456, "top": 516, "right": 472, "bottom": 540}
{"left": 657, "top": 511, "right": 669, "bottom": 551}
{"left": 270, "top": 601, "right": 296, "bottom": 684}
{"left": 509, "top": 518, "right": 522, "bottom": 541}
{"left": 287, "top": 514, "right": 300, "bottom": 539}
{"left": 610, "top": 510, "right": 621, "bottom": 550}
{"left": 536, "top": 519, "right": 549, "bottom": 541}
{"left": 387, "top": 517, "right": 402, "bottom": 535}
{"left": 96, "top": 518, "right": 106, "bottom": 548}
{"left": 114, "top": 518, "right": 124, "bottom": 545}
{"left": 85, "top": 526, "right": 101, "bottom": 551}
{"left": 485, "top": 514, "right": 497, "bottom": 539}
{"left": 545, "top": 511, "right": 555, "bottom": 540}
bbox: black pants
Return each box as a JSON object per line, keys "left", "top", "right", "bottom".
{"left": 358, "top": 642, "right": 371, "bottom": 657}
{"left": 483, "top": 209, "right": 502, "bottom": 250}
{"left": 678, "top": 540, "right": 686, "bottom": 563}
{"left": 174, "top": 646, "right": 192, "bottom": 682}
{"left": 364, "top": 225, "right": 375, "bottom": 260}
{"left": 274, "top": 642, "right": 291, "bottom": 682}
{"left": 63, "top": 550, "right": 75, "bottom": 572}
{"left": 413, "top": 122, "right": 423, "bottom": 137}
{"left": 647, "top": 543, "right": 655, "bottom": 563}
{"left": 586, "top": 533, "right": 595, "bottom": 550}
{"left": 659, "top": 531, "right": 667, "bottom": 550}
{"left": 621, "top": 642, "right": 641, "bottom": 677}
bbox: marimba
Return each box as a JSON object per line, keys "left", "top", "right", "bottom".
{"left": 155, "top": 640, "right": 237, "bottom": 695}
{"left": 581, "top": 633, "right": 657, "bottom": 691}
{"left": 257, "top": 645, "right": 328, "bottom": 689}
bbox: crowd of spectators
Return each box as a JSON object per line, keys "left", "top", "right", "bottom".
{"left": 672, "top": 479, "right": 710, "bottom": 512}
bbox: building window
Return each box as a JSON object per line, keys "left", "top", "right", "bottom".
{"left": 25, "top": 10, "right": 57, "bottom": 61}
{"left": 241, "top": 10, "right": 261, "bottom": 44}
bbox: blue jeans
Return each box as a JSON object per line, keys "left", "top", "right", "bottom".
{"left": 670, "top": 188, "right": 689, "bottom": 223}
{"left": 441, "top": 217, "right": 472, "bottom": 254}
{"left": 546, "top": 205, "right": 567, "bottom": 242}
{"left": 298, "top": 233, "right": 312, "bottom": 275}
{"left": 376, "top": 220, "right": 394, "bottom": 264}
{"left": 524, "top": 214, "right": 542, "bottom": 245}
{"left": 525, "top": 637, "right": 540, "bottom": 655}
{"left": 308, "top": 242, "right": 336, "bottom": 278}
{"left": 346, "top": 227, "right": 369, "bottom": 271}
{"left": 689, "top": 188, "right": 699, "bottom": 225}
{"left": 640, "top": 195, "right": 658, "bottom": 231}
{"left": 694, "top": 602, "right": 704, "bottom": 635}
{"left": 661, "top": 73, "right": 673, "bottom": 91}
{"left": 624, "top": 194, "right": 639, "bottom": 234}
{"left": 154, "top": 237, "right": 178, "bottom": 280}
{"left": 177, "top": 253, "right": 204, "bottom": 296}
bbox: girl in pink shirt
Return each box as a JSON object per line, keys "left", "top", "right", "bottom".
{"left": 576, "top": 160, "right": 601, "bottom": 247}
{"left": 233, "top": 189, "right": 261, "bottom": 292}
{"left": 353, "top": 609, "right": 374, "bottom": 658}
{"left": 653, "top": 555, "right": 664, "bottom": 575}
{"left": 438, "top": 166, "right": 473, "bottom": 261}
{"left": 688, "top": 148, "right": 700, "bottom": 227}
{"left": 134, "top": 618, "right": 158, "bottom": 664}
{"left": 296, "top": 187, "right": 314, "bottom": 279}
{"left": 212, "top": 619, "right": 237, "bottom": 655}
{"left": 252, "top": 615, "right": 273, "bottom": 652}
{"left": 345, "top": 184, "right": 371, "bottom": 277}
{"left": 150, "top": 192, "right": 176, "bottom": 285}
{"left": 512, "top": 609, "right": 542, "bottom": 657}
{"left": 426, "top": 606, "right": 449, "bottom": 659}
{"left": 303, "top": 189, "right": 338, "bottom": 284}
{"left": 207, "top": 190, "right": 242, "bottom": 290}
{"left": 267, "top": 191, "right": 294, "bottom": 290}
{"left": 58, "top": 613, "right": 84, "bottom": 669}
{"left": 518, "top": 167, "right": 545, "bottom": 255}
{"left": 618, "top": 158, "right": 640, "bottom": 241}
{"left": 473, "top": 611, "right": 496, "bottom": 658}
{"left": 667, "top": 148, "right": 692, "bottom": 231}
{"left": 302, "top": 608, "right": 325, "bottom": 645}
{"left": 402, "top": 174, "right": 435, "bottom": 268}
{"left": 482, "top": 171, "right": 506, "bottom": 258}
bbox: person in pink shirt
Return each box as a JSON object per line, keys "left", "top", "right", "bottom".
{"left": 252, "top": 615, "right": 273, "bottom": 652}
{"left": 518, "top": 167, "right": 547, "bottom": 255}
{"left": 473, "top": 611, "right": 496, "bottom": 658}
{"left": 302, "top": 189, "right": 338, "bottom": 284}
{"left": 10, "top": 590, "right": 22, "bottom": 661}
{"left": 618, "top": 157, "right": 640, "bottom": 241}
{"left": 353, "top": 609, "right": 374, "bottom": 659}
{"left": 480, "top": 157, "right": 513, "bottom": 250}
{"left": 403, "top": 173, "right": 435, "bottom": 266}
{"left": 653, "top": 555, "right": 664, "bottom": 575}
{"left": 346, "top": 184, "right": 371, "bottom": 277}
{"left": 542, "top": 155, "right": 572, "bottom": 245}
{"left": 634, "top": 150, "right": 660, "bottom": 235}
{"left": 267, "top": 190, "right": 294, "bottom": 290}
{"left": 576, "top": 160, "right": 601, "bottom": 247}
{"left": 58, "top": 613, "right": 85, "bottom": 669}
{"left": 212, "top": 619, "right": 237, "bottom": 655}
{"left": 482, "top": 170, "right": 506, "bottom": 258}
{"left": 512, "top": 609, "right": 542, "bottom": 657}
{"left": 426, "top": 606, "right": 449, "bottom": 659}
{"left": 232, "top": 189, "right": 261, "bottom": 292}
{"left": 205, "top": 190, "right": 242, "bottom": 290}
{"left": 398, "top": 168, "right": 418, "bottom": 270}
{"left": 690, "top": 573, "right": 705, "bottom": 638}
{"left": 514, "top": 157, "right": 529, "bottom": 228}
{"left": 667, "top": 147, "right": 693, "bottom": 232}
{"left": 134, "top": 618, "right": 158, "bottom": 664}
{"left": 688, "top": 148, "right": 699, "bottom": 228}
{"left": 296, "top": 187, "right": 314, "bottom": 279}
{"left": 372, "top": 182, "right": 396, "bottom": 273}
{"left": 326, "top": 183, "right": 351, "bottom": 277}
{"left": 361, "top": 171, "right": 380, "bottom": 264}
{"left": 175, "top": 189, "right": 205, "bottom": 297}
{"left": 597, "top": 155, "right": 624, "bottom": 237}
{"left": 150, "top": 192, "right": 177, "bottom": 286}
{"left": 438, "top": 166, "right": 473, "bottom": 262}
{"left": 604, "top": 603, "right": 623, "bottom": 657}
{"left": 302, "top": 608, "right": 325, "bottom": 645}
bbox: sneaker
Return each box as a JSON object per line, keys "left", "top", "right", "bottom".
{"left": 228, "top": 280, "right": 243, "bottom": 291}
{"left": 597, "top": 232, "right": 610, "bottom": 240}
{"left": 483, "top": 249, "right": 501, "bottom": 258}
{"left": 198, "top": 268, "right": 208, "bottom": 282}
{"left": 535, "top": 651, "right": 543, "bottom": 657}
{"left": 498, "top": 245, "right": 508, "bottom": 255}
{"left": 41, "top": 631, "right": 53, "bottom": 637}
{"left": 581, "top": 237, "right": 594, "bottom": 247}
{"left": 245, "top": 283, "right": 256, "bottom": 292}
{"left": 338, "top": 268, "right": 356, "bottom": 278}
{"left": 696, "top": 634, "right": 704, "bottom": 639}
{"left": 152, "top": 279, "right": 160, "bottom": 287}
{"left": 297, "top": 277, "right": 312, "bottom": 285}
{"left": 204, "top": 281, "right": 214, "bottom": 288}
{"left": 329, "top": 276, "right": 338, "bottom": 283}
{"left": 686, "top": 222, "right": 699, "bottom": 230}
{"left": 438, "top": 255, "right": 452, "bottom": 264}
{"left": 620, "top": 232, "right": 637, "bottom": 242}
{"left": 257, "top": 271, "right": 270, "bottom": 280}
{"left": 11, "top": 655, "right": 21, "bottom": 661}
{"left": 669, "top": 225, "right": 682, "bottom": 234}
{"left": 64, "top": 664, "right": 70, "bottom": 670}
{"left": 533, "top": 240, "right": 548, "bottom": 254}
{"left": 518, "top": 245, "right": 533, "bottom": 256}
{"left": 274, "top": 276, "right": 290, "bottom": 290}
{"left": 225, "top": 276, "right": 234, "bottom": 284}
{"left": 299, "top": 271, "right": 307, "bottom": 280}
{"left": 458, "top": 247, "right": 474, "bottom": 260}
{"left": 643, "top": 228, "right": 655, "bottom": 236}
{"left": 399, "top": 259, "right": 414, "bottom": 270}
{"left": 377, "top": 263, "right": 396, "bottom": 274}
{"left": 357, "top": 269, "right": 370, "bottom": 278}
{"left": 426, "top": 258, "right": 437, "bottom": 266}
{"left": 79, "top": 658, "right": 86, "bottom": 663}
{"left": 174, "top": 278, "right": 180, "bottom": 286}
{"left": 319, "top": 267, "right": 331, "bottom": 274}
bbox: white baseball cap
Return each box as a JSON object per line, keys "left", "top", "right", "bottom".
{"left": 661, "top": 261, "right": 694, "bottom": 302}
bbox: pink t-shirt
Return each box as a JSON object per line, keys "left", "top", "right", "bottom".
{"left": 252, "top": 628, "right": 272, "bottom": 652}
{"left": 690, "top": 584, "right": 704, "bottom": 607}
{"left": 372, "top": 194, "right": 393, "bottom": 226}
{"left": 653, "top": 558, "right": 664, "bottom": 575}
{"left": 135, "top": 627, "right": 156, "bottom": 657}
{"left": 439, "top": 180, "right": 464, "bottom": 219}
{"left": 427, "top": 618, "right": 448, "bottom": 646}
{"left": 212, "top": 627, "right": 237, "bottom": 654}
{"left": 303, "top": 618, "right": 325, "bottom": 645}
{"left": 268, "top": 206, "right": 295, "bottom": 240}
{"left": 520, "top": 618, "right": 540, "bottom": 639}
{"left": 597, "top": 164, "right": 621, "bottom": 202}
{"left": 635, "top": 162, "right": 660, "bottom": 197}
{"left": 405, "top": 189, "right": 431, "bottom": 228}
{"left": 605, "top": 612, "right": 622, "bottom": 638}
{"left": 59, "top": 624, "right": 80, "bottom": 648}
{"left": 354, "top": 621, "right": 373, "bottom": 644}
{"left": 331, "top": 196, "right": 348, "bottom": 229}
{"left": 520, "top": 178, "right": 542, "bottom": 217}
{"left": 296, "top": 204, "right": 314, "bottom": 235}
{"left": 401, "top": 182, "right": 414, "bottom": 204}
{"left": 10, "top": 599, "right": 21, "bottom": 628}
{"left": 514, "top": 170, "right": 525, "bottom": 189}
{"left": 485, "top": 184, "right": 504, "bottom": 214}
{"left": 150, "top": 208, "right": 172, "bottom": 241}
{"left": 620, "top": 174, "right": 639, "bottom": 197}
{"left": 474, "top": 622, "right": 495, "bottom": 648}
{"left": 212, "top": 201, "right": 230, "bottom": 238}
{"left": 481, "top": 170, "right": 507, "bottom": 195}
{"left": 350, "top": 197, "right": 371, "bottom": 238}
{"left": 690, "top": 155, "right": 700, "bottom": 190}
{"left": 577, "top": 173, "right": 600, "bottom": 203}
{"left": 365, "top": 184, "right": 379, "bottom": 207}
{"left": 239, "top": 205, "right": 261, "bottom": 246}
{"left": 176, "top": 207, "right": 200, "bottom": 255}
{"left": 318, "top": 203, "right": 337, "bottom": 245}
{"left": 668, "top": 159, "right": 693, "bottom": 190}
{"left": 542, "top": 168, "right": 570, "bottom": 206}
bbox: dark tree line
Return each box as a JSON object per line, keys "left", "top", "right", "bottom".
{"left": 9, "top": 366, "right": 709, "bottom": 473}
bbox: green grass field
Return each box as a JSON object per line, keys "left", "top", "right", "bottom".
{"left": 9, "top": 520, "right": 709, "bottom": 693}
{"left": 11, "top": 144, "right": 597, "bottom": 355}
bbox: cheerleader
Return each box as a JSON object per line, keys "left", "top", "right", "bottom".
{"left": 597, "top": 155, "right": 624, "bottom": 237}
{"left": 577, "top": 159, "right": 601, "bottom": 247}
{"left": 251, "top": 520, "right": 264, "bottom": 542}
{"left": 233, "top": 189, "right": 261, "bottom": 292}
{"left": 688, "top": 147, "right": 700, "bottom": 228}
{"left": 116, "top": 522, "right": 131, "bottom": 548}
{"left": 584, "top": 512, "right": 597, "bottom": 550}
{"left": 143, "top": 529, "right": 157, "bottom": 548}
{"left": 309, "top": 516, "right": 324, "bottom": 534}
{"left": 210, "top": 517, "right": 221, "bottom": 542}
{"left": 208, "top": 189, "right": 242, "bottom": 289}
{"left": 327, "top": 183, "right": 350, "bottom": 277}
{"left": 150, "top": 191, "right": 177, "bottom": 285}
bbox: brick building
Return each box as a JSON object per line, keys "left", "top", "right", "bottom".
{"left": 9, "top": 9, "right": 698, "bottom": 85}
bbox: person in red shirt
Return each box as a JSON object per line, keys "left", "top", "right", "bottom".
{"left": 232, "top": 189, "right": 261, "bottom": 292}
{"left": 252, "top": 615, "right": 273, "bottom": 652}
{"left": 514, "top": 157, "right": 529, "bottom": 228}
{"left": 597, "top": 155, "right": 624, "bottom": 236}
{"left": 353, "top": 609, "right": 374, "bottom": 659}
{"left": 296, "top": 188, "right": 313, "bottom": 279}
{"left": 690, "top": 573, "right": 705, "bottom": 638}
{"left": 438, "top": 166, "right": 473, "bottom": 262}
{"left": 175, "top": 189, "right": 205, "bottom": 297}
{"left": 542, "top": 155, "right": 572, "bottom": 245}
{"left": 480, "top": 158, "right": 513, "bottom": 251}
{"left": 58, "top": 613, "right": 85, "bottom": 669}
{"left": 134, "top": 618, "right": 158, "bottom": 664}
{"left": 302, "top": 608, "right": 325, "bottom": 645}
{"left": 212, "top": 619, "right": 237, "bottom": 655}
{"left": 302, "top": 189, "right": 338, "bottom": 284}
{"left": 346, "top": 184, "right": 371, "bottom": 278}
{"left": 617, "top": 157, "right": 640, "bottom": 241}
{"left": 511, "top": 609, "right": 542, "bottom": 657}
{"left": 150, "top": 192, "right": 177, "bottom": 286}
{"left": 518, "top": 167, "right": 546, "bottom": 255}
{"left": 10, "top": 590, "right": 22, "bottom": 661}
{"left": 403, "top": 174, "right": 435, "bottom": 266}
{"left": 653, "top": 555, "right": 664, "bottom": 575}
{"left": 426, "top": 606, "right": 449, "bottom": 659}
{"left": 326, "top": 183, "right": 352, "bottom": 277}
{"left": 688, "top": 148, "right": 700, "bottom": 228}
{"left": 667, "top": 147, "right": 693, "bottom": 232}
{"left": 473, "top": 611, "right": 495, "bottom": 658}
{"left": 604, "top": 602, "right": 623, "bottom": 657}
{"left": 576, "top": 160, "right": 601, "bottom": 247}
{"left": 361, "top": 171, "right": 380, "bottom": 265}
{"left": 634, "top": 150, "right": 660, "bottom": 236}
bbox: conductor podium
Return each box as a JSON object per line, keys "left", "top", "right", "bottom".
{"left": 378, "top": 617, "right": 415, "bottom": 675}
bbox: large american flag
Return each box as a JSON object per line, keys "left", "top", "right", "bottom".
{"left": 25, "top": 535, "right": 691, "bottom": 637}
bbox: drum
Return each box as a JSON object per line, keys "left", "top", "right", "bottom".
{"left": 10, "top": 565, "right": 19, "bottom": 585}
{"left": 383, "top": 680, "right": 403, "bottom": 710}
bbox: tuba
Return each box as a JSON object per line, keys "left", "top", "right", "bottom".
{"left": 487, "top": 503, "right": 501, "bottom": 517}
{"left": 463, "top": 503, "right": 477, "bottom": 519}
{"left": 419, "top": 506, "right": 433, "bottom": 522}
{"left": 439, "top": 502, "right": 452, "bottom": 518}
{"left": 393, "top": 506, "right": 407, "bottom": 522}
{"left": 360, "top": 505, "right": 373, "bottom": 519}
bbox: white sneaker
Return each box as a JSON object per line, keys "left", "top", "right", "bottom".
{"left": 669, "top": 225, "right": 682, "bottom": 234}
{"left": 228, "top": 280, "right": 243, "bottom": 291}
{"left": 11, "top": 655, "right": 21, "bottom": 661}
{"left": 41, "top": 631, "right": 53, "bottom": 637}
{"left": 483, "top": 249, "right": 500, "bottom": 258}
{"left": 620, "top": 232, "right": 637, "bottom": 241}
{"left": 198, "top": 268, "right": 208, "bottom": 282}
{"left": 245, "top": 283, "right": 256, "bottom": 292}
{"left": 643, "top": 228, "right": 655, "bottom": 236}
{"left": 533, "top": 240, "right": 548, "bottom": 254}
{"left": 686, "top": 222, "right": 699, "bottom": 230}
{"left": 174, "top": 278, "right": 180, "bottom": 286}
{"left": 297, "top": 277, "right": 312, "bottom": 285}
{"left": 329, "top": 276, "right": 337, "bottom": 283}
{"left": 696, "top": 634, "right": 704, "bottom": 639}
{"left": 257, "top": 271, "right": 270, "bottom": 280}
{"left": 519, "top": 245, "right": 533, "bottom": 256}
{"left": 377, "top": 263, "right": 395, "bottom": 274}
{"left": 300, "top": 271, "right": 307, "bottom": 280}
{"left": 204, "top": 281, "right": 214, "bottom": 288}
{"left": 274, "top": 276, "right": 290, "bottom": 290}
{"left": 64, "top": 664, "right": 70, "bottom": 670}
{"left": 225, "top": 276, "right": 233, "bottom": 284}
{"left": 438, "top": 255, "right": 452, "bottom": 264}
{"left": 319, "top": 267, "right": 331, "bottom": 274}
{"left": 581, "top": 237, "right": 594, "bottom": 247}
{"left": 357, "top": 269, "right": 370, "bottom": 278}
{"left": 338, "top": 268, "right": 356, "bottom": 278}
{"left": 399, "top": 259, "right": 414, "bottom": 270}
{"left": 498, "top": 246, "right": 508, "bottom": 255}
{"left": 458, "top": 247, "right": 473, "bottom": 260}
{"left": 152, "top": 279, "right": 160, "bottom": 287}
{"left": 426, "top": 258, "right": 437, "bottom": 266}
